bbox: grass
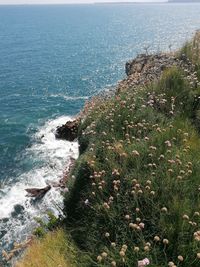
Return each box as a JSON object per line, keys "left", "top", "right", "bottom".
{"left": 180, "top": 30, "right": 200, "bottom": 80}
{"left": 15, "top": 229, "right": 78, "bottom": 267}
{"left": 17, "top": 32, "right": 200, "bottom": 267}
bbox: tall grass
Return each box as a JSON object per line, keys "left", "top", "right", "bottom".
{"left": 64, "top": 64, "right": 200, "bottom": 266}
{"left": 180, "top": 31, "right": 200, "bottom": 80}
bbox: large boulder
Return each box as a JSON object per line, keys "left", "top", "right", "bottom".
{"left": 25, "top": 185, "right": 51, "bottom": 199}
{"left": 55, "top": 119, "right": 79, "bottom": 141}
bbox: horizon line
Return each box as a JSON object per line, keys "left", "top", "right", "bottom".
{"left": 0, "top": 1, "right": 172, "bottom": 6}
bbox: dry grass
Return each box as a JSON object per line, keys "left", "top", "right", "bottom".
{"left": 15, "top": 229, "right": 77, "bottom": 267}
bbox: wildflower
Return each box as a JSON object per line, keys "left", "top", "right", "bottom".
{"left": 154, "top": 236, "right": 160, "bottom": 242}
{"left": 103, "top": 202, "right": 110, "bottom": 209}
{"left": 109, "top": 196, "right": 114, "bottom": 201}
{"left": 163, "top": 239, "right": 169, "bottom": 245}
{"left": 105, "top": 232, "right": 110, "bottom": 238}
{"left": 149, "top": 146, "right": 157, "bottom": 151}
{"left": 150, "top": 191, "right": 155, "bottom": 196}
{"left": 119, "top": 250, "right": 125, "bottom": 257}
{"left": 84, "top": 199, "right": 89, "bottom": 205}
{"left": 194, "top": 231, "right": 200, "bottom": 241}
{"left": 144, "top": 246, "right": 150, "bottom": 252}
{"left": 139, "top": 222, "right": 145, "bottom": 229}
{"left": 132, "top": 150, "right": 140, "bottom": 156}
{"left": 165, "top": 140, "right": 172, "bottom": 147}
{"left": 111, "top": 261, "right": 117, "bottom": 267}
{"left": 135, "top": 183, "right": 141, "bottom": 189}
{"left": 97, "top": 255, "right": 102, "bottom": 262}
{"left": 111, "top": 242, "right": 116, "bottom": 247}
{"left": 134, "top": 246, "right": 140, "bottom": 252}
{"left": 182, "top": 214, "right": 189, "bottom": 220}
{"left": 178, "top": 255, "right": 184, "bottom": 261}
{"left": 194, "top": 212, "right": 200, "bottom": 217}
{"left": 138, "top": 258, "right": 150, "bottom": 267}
{"left": 146, "top": 180, "right": 152, "bottom": 185}
{"left": 168, "top": 262, "right": 175, "bottom": 267}
{"left": 125, "top": 214, "right": 130, "bottom": 220}
{"left": 145, "top": 242, "right": 151, "bottom": 247}
{"left": 101, "top": 252, "right": 108, "bottom": 258}
{"left": 197, "top": 253, "right": 200, "bottom": 259}
{"left": 168, "top": 159, "right": 175, "bottom": 164}
{"left": 122, "top": 244, "right": 128, "bottom": 251}
{"left": 129, "top": 223, "right": 137, "bottom": 229}
{"left": 132, "top": 179, "right": 137, "bottom": 184}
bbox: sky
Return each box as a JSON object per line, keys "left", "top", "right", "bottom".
{"left": 0, "top": 0, "right": 166, "bottom": 5}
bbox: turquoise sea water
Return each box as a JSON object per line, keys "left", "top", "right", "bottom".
{"left": 0, "top": 3, "right": 200, "bottom": 261}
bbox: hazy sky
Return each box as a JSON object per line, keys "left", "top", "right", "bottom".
{"left": 0, "top": 0, "right": 166, "bottom": 5}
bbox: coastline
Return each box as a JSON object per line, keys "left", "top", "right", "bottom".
{"left": 5, "top": 31, "right": 200, "bottom": 267}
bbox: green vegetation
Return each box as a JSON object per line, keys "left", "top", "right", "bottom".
{"left": 17, "top": 32, "right": 200, "bottom": 267}
{"left": 180, "top": 30, "right": 200, "bottom": 80}
{"left": 33, "top": 212, "right": 60, "bottom": 237}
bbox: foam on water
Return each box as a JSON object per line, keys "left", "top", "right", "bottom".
{"left": 50, "top": 94, "right": 90, "bottom": 101}
{"left": 0, "top": 116, "right": 79, "bottom": 251}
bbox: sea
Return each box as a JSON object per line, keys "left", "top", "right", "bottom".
{"left": 0, "top": 2, "right": 200, "bottom": 264}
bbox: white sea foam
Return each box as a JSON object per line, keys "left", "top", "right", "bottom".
{"left": 50, "top": 94, "right": 89, "bottom": 101}
{"left": 0, "top": 116, "right": 79, "bottom": 250}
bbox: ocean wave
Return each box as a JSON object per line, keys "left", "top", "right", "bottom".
{"left": 0, "top": 116, "right": 79, "bottom": 253}
{"left": 50, "top": 94, "right": 90, "bottom": 101}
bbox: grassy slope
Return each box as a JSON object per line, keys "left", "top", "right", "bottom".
{"left": 15, "top": 229, "right": 77, "bottom": 267}
{"left": 17, "top": 32, "right": 200, "bottom": 267}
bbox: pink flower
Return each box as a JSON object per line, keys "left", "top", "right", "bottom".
{"left": 139, "top": 222, "right": 145, "bottom": 229}
{"left": 138, "top": 258, "right": 150, "bottom": 267}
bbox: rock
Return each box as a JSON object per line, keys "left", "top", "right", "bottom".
{"left": 55, "top": 119, "right": 79, "bottom": 141}
{"left": 11, "top": 204, "right": 25, "bottom": 217}
{"left": 52, "top": 157, "right": 76, "bottom": 188}
{"left": 25, "top": 185, "right": 51, "bottom": 199}
{"left": 118, "top": 51, "right": 197, "bottom": 93}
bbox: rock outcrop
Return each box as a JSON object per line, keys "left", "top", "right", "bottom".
{"left": 117, "top": 53, "right": 198, "bottom": 92}
{"left": 55, "top": 120, "right": 79, "bottom": 141}
{"left": 25, "top": 185, "right": 51, "bottom": 199}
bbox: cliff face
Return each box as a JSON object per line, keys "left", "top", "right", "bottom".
{"left": 117, "top": 52, "right": 198, "bottom": 92}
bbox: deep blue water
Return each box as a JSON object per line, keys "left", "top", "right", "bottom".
{"left": 1, "top": 2, "right": 200, "bottom": 259}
